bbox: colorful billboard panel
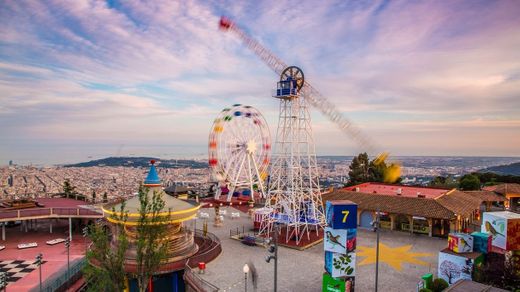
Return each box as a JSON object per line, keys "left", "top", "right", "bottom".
{"left": 481, "top": 211, "right": 520, "bottom": 251}
{"left": 438, "top": 250, "right": 482, "bottom": 285}
{"left": 322, "top": 273, "right": 345, "bottom": 292}
{"left": 471, "top": 232, "right": 492, "bottom": 254}
{"left": 448, "top": 233, "right": 473, "bottom": 253}
{"left": 324, "top": 227, "right": 348, "bottom": 254}
{"left": 346, "top": 228, "right": 356, "bottom": 253}
{"left": 325, "top": 251, "right": 356, "bottom": 278}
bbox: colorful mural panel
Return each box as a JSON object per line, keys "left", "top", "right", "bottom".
{"left": 325, "top": 251, "right": 356, "bottom": 278}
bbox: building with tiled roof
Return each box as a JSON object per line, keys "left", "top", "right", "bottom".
{"left": 322, "top": 183, "right": 497, "bottom": 237}
{"left": 483, "top": 183, "right": 520, "bottom": 211}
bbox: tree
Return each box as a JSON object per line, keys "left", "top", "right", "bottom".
{"left": 431, "top": 278, "right": 448, "bottom": 292}
{"left": 63, "top": 179, "right": 76, "bottom": 198}
{"left": 102, "top": 192, "right": 108, "bottom": 203}
{"left": 347, "top": 153, "right": 401, "bottom": 185}
{"left": 439, "top": 260, "right": 460, "bottom": 284}
{"left": 91, "top": 190, "right": 97, "bottom": 203}
{"left": 459, "top": 174, "right": 481, "bottom": 191}
{"left": 429, "top": 176, "right": 458, "bottom": 189}
{"left": 347, "top": 153, "right": 370, "bottom": 185}
{"left": 84, "top": 202, "right": 129, "bottom": 291}
{"left": 135, "top": 186, "right": 171, "bottom": 292}
{"left": 369, "top": 158, "right": 386, "bottom": 183}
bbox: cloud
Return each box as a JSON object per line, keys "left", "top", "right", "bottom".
{"left": 0, "top": 0, "right": 519, "bottom": 163}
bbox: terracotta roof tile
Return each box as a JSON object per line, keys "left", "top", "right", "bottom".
{"left": 322, "top": 190, "right": 455, "bottom": 220}
{"left": 434, "top": 190, "right": 482, "bottom": 218}
{"left": 491, "top": 183, "right": 520, "bottom": 195}
{"left": 464, "top": 190, "right": 507, "bottom": 202}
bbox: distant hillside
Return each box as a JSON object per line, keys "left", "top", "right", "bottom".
{"left": 480, "top": 162, "right": 520, "bottom": 176}
{"left": 64, "top": 157, "right": 208, "bottom": 169}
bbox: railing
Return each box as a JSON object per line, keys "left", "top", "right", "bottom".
{"left": 0, "top": 207, "right": 102, "bottom": 221}
{"left": 29, "top": 258, "right": 86, "bottom": 292}
{"left": 379, "top": 221, "right": 391, "bottom": 229}
{"left": 184, "top": 259, "right": 220, "bottom": 292}
{"left": 401, "top": 223, "right": 430, "bottom": 234}
{"left": 188, "top": 230, "right": 222, "bottom": 269}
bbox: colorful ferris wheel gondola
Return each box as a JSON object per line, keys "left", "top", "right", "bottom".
{"left": 208, "top": 104, "right": 271, "bottom": 202}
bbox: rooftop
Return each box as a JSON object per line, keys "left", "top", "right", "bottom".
{"left": 102, "top": 160, "right": 200, "bottom": 224}
{"left": 345, "top": 182, "right": 448, "bottom": 199}
{"left": 324, "top": 187, "right": 483, "bottom": 220}
{"left": 483, "top": 183, "right": 520, "bottom": 195}
{"left": 322, "top": 190, "right": 455, "bottom": 219}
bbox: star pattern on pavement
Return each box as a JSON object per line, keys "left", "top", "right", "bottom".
{"left": 357, "top": 243, "right": 433, "bottom": 271}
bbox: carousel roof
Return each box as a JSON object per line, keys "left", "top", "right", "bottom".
{"left": 102, "top": 161, "right": 199, "bottom": 225}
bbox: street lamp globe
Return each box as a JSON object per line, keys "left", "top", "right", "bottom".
{"left": 243, "top": 263, "right": 249, "bottom": 274}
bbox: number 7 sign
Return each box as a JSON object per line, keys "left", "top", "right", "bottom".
{"left": 326, "top": 200, "right": 358, "bottom": 229}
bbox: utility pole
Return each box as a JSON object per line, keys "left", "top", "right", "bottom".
{"left": 242, "top": 264, "right": 249, "bottom": 292}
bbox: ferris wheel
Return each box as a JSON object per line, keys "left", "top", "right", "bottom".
{"left": 208, "top": 104, "right": 271, "bottom": 202}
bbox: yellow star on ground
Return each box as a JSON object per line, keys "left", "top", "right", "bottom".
{"left": 357, "top": 243, "right": 433, "bottom": 271}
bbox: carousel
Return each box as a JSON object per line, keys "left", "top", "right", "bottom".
{"left": 101, "top": 160, "right": 206, "bottom": 291}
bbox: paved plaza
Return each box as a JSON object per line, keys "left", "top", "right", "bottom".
{"left": 0, "top": 220, "right": 86, "bottom": 291}
{"left": 198, "top": 207, "right": 446, "bottom": 292}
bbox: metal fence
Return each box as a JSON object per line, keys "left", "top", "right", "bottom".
{"left": 29, "top": 258, "right": 86, "bottom": 292}
{"left": 184, "top": 260, "right": 219, "bottom": 292}
{"left": 0, "top": 207, "right": 102, "bottom": 221}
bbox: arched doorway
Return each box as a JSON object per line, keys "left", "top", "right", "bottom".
{"left": 360, "top": 211, "right": 373, "bottom": 229}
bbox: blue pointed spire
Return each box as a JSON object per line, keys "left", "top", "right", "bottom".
{"left": 144, "top": 160, "right": 161, "bottom": 186}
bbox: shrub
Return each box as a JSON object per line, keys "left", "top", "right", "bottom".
{"left": 419, "top": 288, "right": 432, "bottom": 292}
{"left": 432, "top": 278, "right": 449, "bottom": 292}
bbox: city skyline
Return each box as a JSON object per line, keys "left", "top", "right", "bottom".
{"left": 1, "top": 0, "right": 520, "bottom": 164}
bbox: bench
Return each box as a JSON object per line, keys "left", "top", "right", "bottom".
{"left": 218, "top": 210, "right": 227, "bottom": 216}
{"left": 18, "top": 242, "right": 38, "bottom": 249}
{"left": 46, "top": 238, "right": 66, "bottom": 245}
{"left": 199, "top": 212, "right": 210, "bottom": 219}
{"left": 231, "top": 212, "right": 240, "bottom": 219}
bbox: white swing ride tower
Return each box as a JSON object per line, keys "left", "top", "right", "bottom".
{"left": 261, "top": 66, "right": 325, "bottom": 243}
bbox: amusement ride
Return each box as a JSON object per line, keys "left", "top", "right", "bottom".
{"left": 209, "top": 104, "right": 271, "bottom": 203}
{"left": 213, "top": 16, "right": 401, "bottom": 244}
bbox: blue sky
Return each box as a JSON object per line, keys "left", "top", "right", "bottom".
{"left": 1, "top": 0, "right": 520, "bottom": 165}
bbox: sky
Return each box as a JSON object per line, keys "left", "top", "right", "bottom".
{"left": 1, "top": 0, "right": 520, "bottom": 165}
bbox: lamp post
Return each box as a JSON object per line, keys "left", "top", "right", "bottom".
{"left": 242, "top": 264, "right": 249, "bottom": 292}
{"left": 35, "top": 253, "right": 43, "bottom": 292}
{"left": 372, "top": 209, "right": 381, "bottom": 292}
{"left": 65, "top": 238, "right": 70, "bottom": 288}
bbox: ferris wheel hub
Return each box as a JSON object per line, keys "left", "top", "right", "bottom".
{"left": 246, "top": 140, "right": 257, "bottom": 155}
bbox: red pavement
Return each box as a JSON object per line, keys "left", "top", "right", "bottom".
{"left": 0, "top": 220, "right": 87, "bottom": 291}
